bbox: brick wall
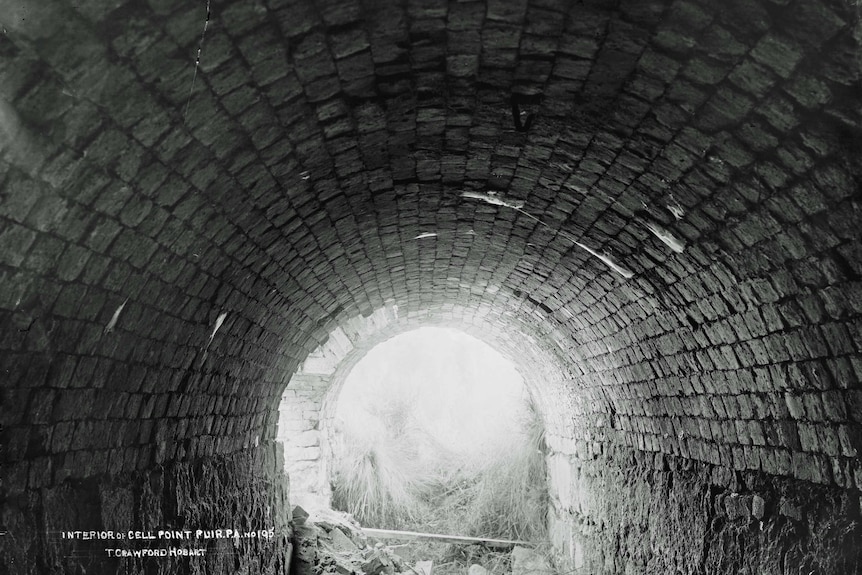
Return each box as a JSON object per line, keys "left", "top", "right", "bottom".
{"left": 2, "top": 442, "right": 292, "bottom": 574}
{"left": 2, "top": 0, "right": 861, "bottom": 573}
{"left": 546, "top": 443, "right": 860, "bottom": 574}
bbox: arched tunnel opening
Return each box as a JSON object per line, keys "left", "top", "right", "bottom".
{"left": 278, "top": 315, "right": 563, "bottom": 575}
{"left": 1, "top": 0, "right": 862, "bottom": 574}
{"left": 323, "top": 326, "right": 550, "bottom": 574}
{"left": 283, "top": 324, "right": 547, "bottom": 540}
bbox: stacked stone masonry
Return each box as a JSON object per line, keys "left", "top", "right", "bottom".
{"left": 1, "top": 0, "right": 860, "bottom": 573}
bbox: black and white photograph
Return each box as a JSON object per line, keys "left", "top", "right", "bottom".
{"left": 1, "top": 0, "right": 861, "bottom": 573}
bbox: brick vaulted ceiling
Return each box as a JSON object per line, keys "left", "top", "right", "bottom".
{"left": 1, "top": 0, "right": 862, "bottom": 492}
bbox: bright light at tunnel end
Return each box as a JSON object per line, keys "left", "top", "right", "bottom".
{"left": 335, "top": 327, "right": 530, "bottom": 456}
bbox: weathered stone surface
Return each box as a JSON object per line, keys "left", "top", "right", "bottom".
{"left": 0, "top": 444, "right": 291, "bottom": 574}
{"left": 751, "top": 494, "right": 766, "bottom": 520}
{"left": 547, "top": 445, "right": 861, "bottom": 575}
{"left": 2, "top": 0, "right": 861, "bottom": 573}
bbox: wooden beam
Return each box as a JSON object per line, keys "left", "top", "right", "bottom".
{"left": 360, "top": 528, "right": 532, "bottom": 549}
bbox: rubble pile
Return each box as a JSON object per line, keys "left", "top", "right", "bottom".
{"left": 291, "top": 507, "right": 414, "bottom": 575}
{"left": 291, "top": 506, "right": 555, "bottom": 575}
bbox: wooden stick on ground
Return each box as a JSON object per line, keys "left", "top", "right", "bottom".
{"left": 360, "top": 528, "right": 532, "bottom": 549}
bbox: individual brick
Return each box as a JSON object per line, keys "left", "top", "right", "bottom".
{"left": 750, "top": 33, "right": 804, "bottom": 78}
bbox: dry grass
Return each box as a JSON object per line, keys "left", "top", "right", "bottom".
{"left": 331, "top": 428, "right": 433, "bottom": 528}
{"left": 331, "top": 397, "right": 548, "bottom": 544}
{"left": 440, "top": 402, "right": 548, "bottom": 542}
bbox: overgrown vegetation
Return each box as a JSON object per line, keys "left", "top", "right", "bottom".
{"left": 330, "top": 395, "right": 548, "bottom": 543}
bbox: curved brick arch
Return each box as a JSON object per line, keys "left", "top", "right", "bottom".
{"left": 1, "top": 0, "right": 861, "bottom": 573}
{"left": 275, "top": 303, "right": 573, "bottom": 508}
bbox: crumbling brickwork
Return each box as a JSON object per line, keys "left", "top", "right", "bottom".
{"left": 1, "top": 0, "right": 860, "bottom": 573}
